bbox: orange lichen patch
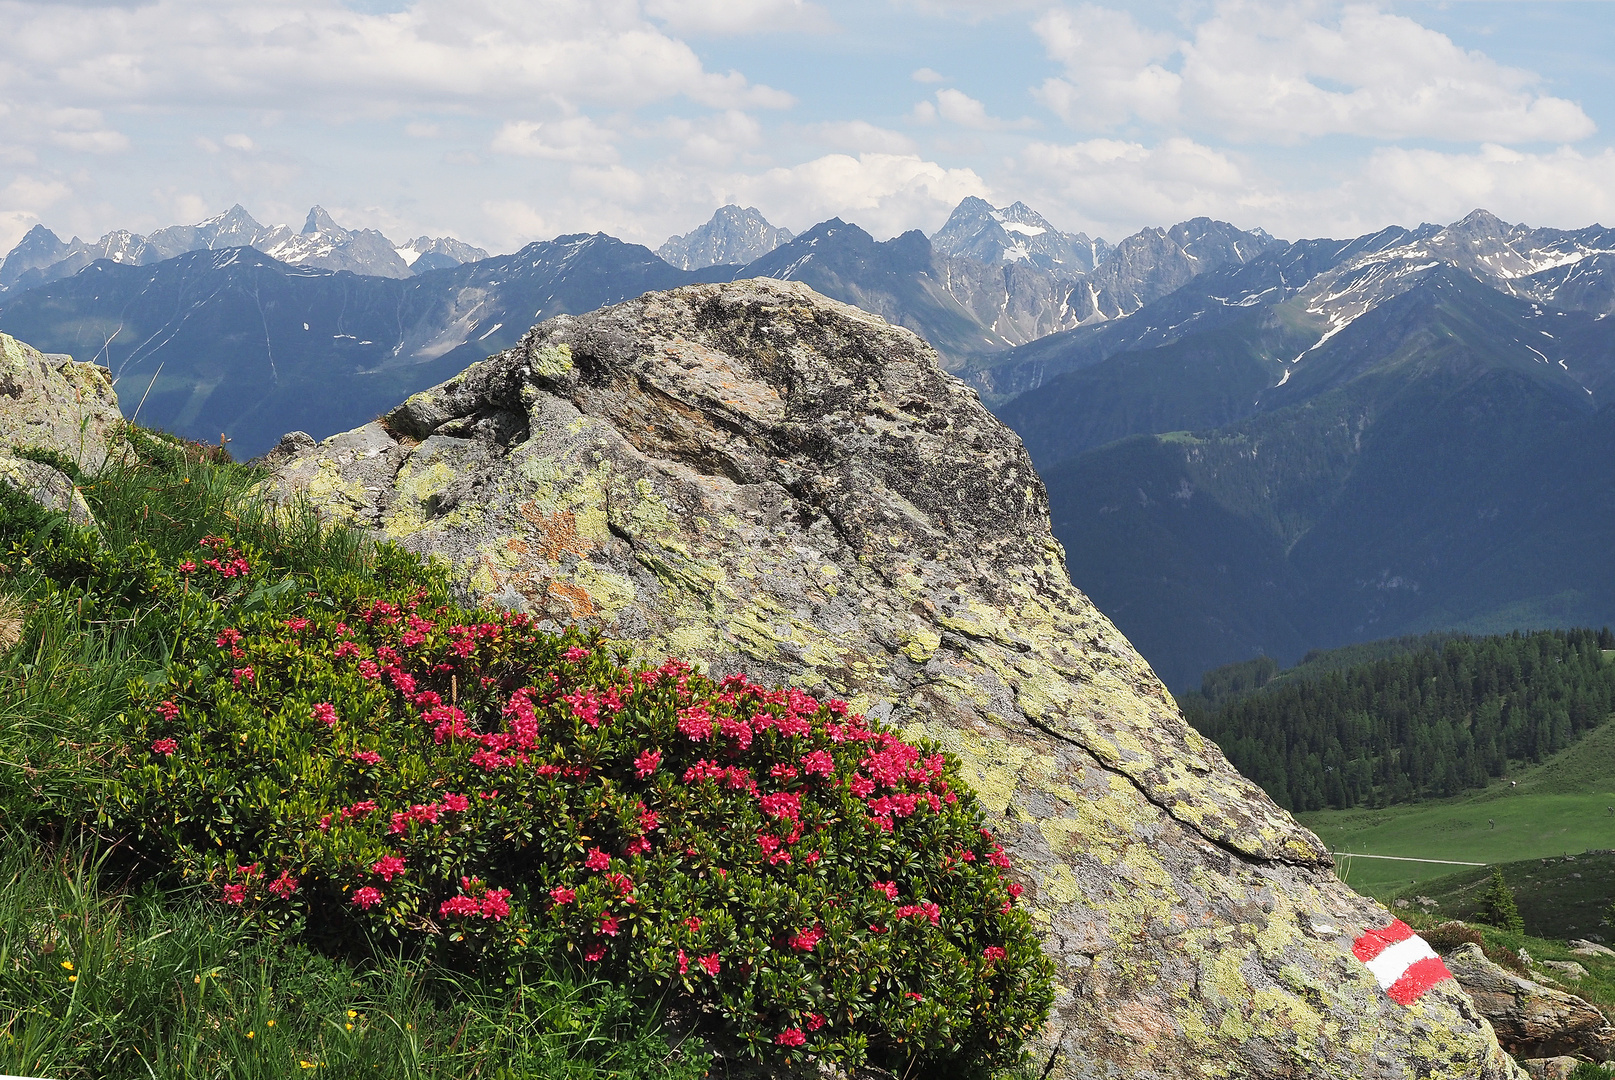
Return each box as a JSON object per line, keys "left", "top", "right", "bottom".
{"left": 507, "top": 537, "right": 532, "bottom": 556}
{"left": 518, "top": 503, "right": 594, "bottom": 562}
{"left": 545, "top": 580, "right": 597, "bottom": 618}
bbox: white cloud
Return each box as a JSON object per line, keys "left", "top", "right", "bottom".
{"left": 643, "top": 0, "right": 833, "bottom": 35}
{"left": 0, "top": 0, "right": 793, "bottom": 113}
{"left": 931, "top": 88, "right": 1034, "bottom": 131}
{"left": 811, "top": 120, "right": 916, "bottom": 155}
{"left": 222, "top": 133, "right": 255, "bottom": 151}
{"left": 1017, "top": 137, "right": 1256, "bottom": 237}
{"left": 569, "top": 164, "right": 649, "bottom": 205}
{"left": 1033, "top": 2, "right": 1595, "bottom": 145}
{"left": 1015, "top": 135, "right": 1615, "bottom": 243}
{"left": 910, "top": 67, "right": 945, "bottom": 84}
{"left": 1341, "top": 144, "right": 1615, "bottom": 235}
{"left": 162, "top": 191, "right": 213, "bottom": 225}
{"left": 891, "top": 0, "right": 1049, "bottom": 18}
{"left": 482, "top": 198, "right": 550, "bottom": 244}
{"left": 730, "top": 152, "right": 990, "bottom": 238}
{"left": 49, "top": 129, "right": 130, "bottom": 154}
{"left": 1181, "top": 3, "right": 1595, "bottom": 144}
{"left": 404, "top": 121, "right": 442, "bottom": 138}
{"left": 41, "top": 107, "right": 130, "bottom": 154}
{"left": 491, "top": 117, "right": 620, "bottom": 164}
{"left": 658, "top": 110, "right": 763, "bottom": 167}
{"left": 0, "top": 175, "right": 72, "bottom": 251}
{"left": 1033, "top": 6, "right": 1180, "bottom": 129}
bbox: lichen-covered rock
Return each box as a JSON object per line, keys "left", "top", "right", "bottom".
{"left": 1520, "top": 1057, "right": 1585, "bottom": 1080}
{"left": 0, "top": 332, "right": 121, "bottom": 471}
{"left": 1444, "top": 943, "right": 1613, "bottom": 1061}
{"left": 270, "top": 279, "right": 1520, "bottom": 1079}
{"left": 0, "top": 452, "right": 96, "bottom": 527}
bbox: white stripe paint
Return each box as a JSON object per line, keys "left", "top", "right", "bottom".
{"left": 1364, "top": 935, "right": 1438, "bottom": 990}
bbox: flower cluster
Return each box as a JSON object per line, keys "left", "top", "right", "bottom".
{"left": 119, "top": 534, "right": 1052, "bottom": 1073}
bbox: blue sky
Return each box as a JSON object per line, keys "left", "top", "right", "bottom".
{"left": 0, "top": 0, "right": 1611, "bottom": 255}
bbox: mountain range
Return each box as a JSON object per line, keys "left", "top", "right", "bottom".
{"left": 995, "top": 209, "right": 1615, "bottom": 687}
{"left": 3, "top": 198, "right": 1612, "bottom": 690}
{"left": 0, "top": 205, "right": 490, "bottom": 292}
{"left": 0, "top": 198, "right": 1268, "bottom": 456}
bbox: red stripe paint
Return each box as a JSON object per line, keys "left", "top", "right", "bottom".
{"left": 1385, "top": 955, "right": 1453, "bottom": 1006}
{"left": 1351, "top": 918, "right": 1415, "bottom": 962}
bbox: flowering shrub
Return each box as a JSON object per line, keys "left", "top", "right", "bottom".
{"left": 49, "top": 522, "right": 1054, "bottom": 1071}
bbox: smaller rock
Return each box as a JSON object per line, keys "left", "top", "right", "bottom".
{"left": 258, "top": 430, "right": 317, "bottom": 469}
{"left": 1522, "top": 1057, "right": 1589, "bottom": 1080}
{"left": 0, "top": 452, "right": 96, "bottom": 528}
{"left": 0, "top": 332, "right": 122, "bottom": 473}
{"left": 1444, "top": 943, "right": 1612, "bottom": 1059}
{"left": 1394, "top": 898, "right": 1410, "bottom": 908}
{"left": 1546, "top": 960, "right": 1591, "bottom": 980}
{"left": 1572, "top": 940, "right": 1615, "bottom": 958}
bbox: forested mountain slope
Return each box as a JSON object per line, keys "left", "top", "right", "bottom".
{"left": 1180, "top": 629, "right": 1615, "bottom": 812}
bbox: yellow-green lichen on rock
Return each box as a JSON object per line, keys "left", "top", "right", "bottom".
{"left": 267, "top": 280, "right": 1523, "bottom": 1080}
{"left": 0, "top": 333, "right": 122, "bottom": 473}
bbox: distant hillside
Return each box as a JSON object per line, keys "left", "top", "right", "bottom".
{"left": 0, "top": 235, "right": 699, "bottom": 456}
{"left": 1404, "top": 853, "right": 1615, "bottom": 943}
{"left": 656, "top": 204, "right": 792, "bottom": 270}
{"left": 1182, "top": 628, "right": 1615, "bottom": 812}
{"left": 999, "top": 211, "right": 1615, "bottom": 688}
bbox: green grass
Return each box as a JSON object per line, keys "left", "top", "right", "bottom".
{"left": 1402, "top": 853, "right": 1615, "bottom": 943}
{"left": 0, "top": 430, "right": 708, "bottom": 1080}
{"left": 1300, "top": 719, "right": 1615, "bottom": 899}
{"left": 0, "top": 832, "right": 703, "bottom": 1080}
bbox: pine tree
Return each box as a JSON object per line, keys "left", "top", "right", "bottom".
{"left": 1475, "top": 867, "right": 1525, "bottom": 935}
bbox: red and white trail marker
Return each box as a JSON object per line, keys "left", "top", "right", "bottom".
{"left": 1352, "top": 919, "right": 1453, "bottom": 1005}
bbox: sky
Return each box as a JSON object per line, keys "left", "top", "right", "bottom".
{"left": 0, "top": 0, "right": 1612, "bottom": 256}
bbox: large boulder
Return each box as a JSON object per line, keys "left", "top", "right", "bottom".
{"left": 269, "top": 279, "right": 1519, "bottom": 1078}
{"left": 0, "top": 331, "right": 121, "bottom": 472}
{"left": 1444, "top": 943, "right": 1614, "bottom": 1060}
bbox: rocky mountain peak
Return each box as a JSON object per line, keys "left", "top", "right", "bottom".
{"left": 268, "top": 277, "right": 1517, "bottom": 1079}
{"left": 207, "top": 204, "right": 266, "bottom": 238}
{"left": 655, "top": 204, "right": 793, "bottom": 270}
{"left": 1452, "top": 207, "right": 1511, "bottom": 237}
{"left": 0, "top": 224, "right": 71, "bottom": 288}
{"left": 302, "top": 205, "right": 343, "bottom": 235}
{"left": 395, "top": 234, "right": 491, "bottom": 273}
{"left": 931, "top": 196, "right": 1106, "bottom": 273}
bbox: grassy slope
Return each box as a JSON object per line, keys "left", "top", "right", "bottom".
{"left": 1299, "top": 719, "right": 1615, "bottom": 898}
{"left": 1405, "top": 853, "right": 1615, "bottom": 943}
{"left": 0, "top": 435, "right": 707, "bottom": 1080}
{"left": 0, "top": 433, "right": 1046, "bottom": 1080}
